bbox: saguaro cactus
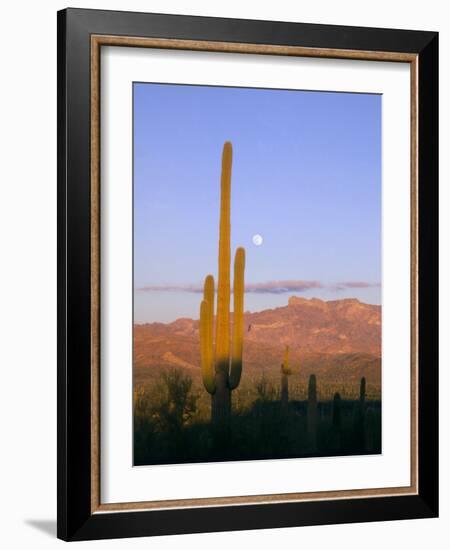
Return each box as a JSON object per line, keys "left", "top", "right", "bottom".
{"left": 199, "top": 142, "right": 246, "bottom": 423}
{"left": 280, "top": 345, "right": 292, "bottom": 410}
{"left": 307, "top": 374, "right": 318, "bottom": 451}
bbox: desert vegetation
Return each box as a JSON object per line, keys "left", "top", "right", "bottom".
{"left": 134, "top": 367, "right": 381, "bottom": 465}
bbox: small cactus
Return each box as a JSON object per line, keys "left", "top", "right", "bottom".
{"left": 280, "top": 345, "right": 292, "bottom": 410}
{"left": 307, "top": 374, "right": 318, "bottom": 451}
{"left": 353, "top": 376, "right": 367, "bottom": 451}
{"left": 359, "top": 377, "right": 366, "bottom": 408}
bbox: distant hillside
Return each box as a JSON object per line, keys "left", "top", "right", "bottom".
{"left": 134, "top": 296, "right": 381, "bottom": 389}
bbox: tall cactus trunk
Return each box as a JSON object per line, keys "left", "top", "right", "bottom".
{"left": 212, "top": 376, "right": 231, "bottom": 424}
{"left": 213, "top": 142, "right": 232, "bottom": 424}
{"left": 215, "top": 143, "right": 232, "bottom": 376}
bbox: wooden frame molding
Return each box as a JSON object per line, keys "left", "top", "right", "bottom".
{"left": 90, "top": 34, "right": 419, "bottom": 514}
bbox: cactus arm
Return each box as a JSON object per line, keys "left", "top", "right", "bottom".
{"left": 200, "top": 297, "right": 215, "bottom": 394}
{"left": 282, "top": 345, "right": 291, "bottom": 375}
{"left": 203, "top": 274, "right": 215, "bottom": 358}
{"left": 215, "top": 142, "right": 232, "bottom": 375}
{"left": 229, "top": 247, "right": 245, "bottom": 390}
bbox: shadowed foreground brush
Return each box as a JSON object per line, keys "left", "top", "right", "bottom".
{"left": 133, "top": 372, "right": 381, "bottom": 465}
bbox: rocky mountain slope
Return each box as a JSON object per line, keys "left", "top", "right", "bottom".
{"left": 134, "top": 297, "right": 381, "bottom": 388}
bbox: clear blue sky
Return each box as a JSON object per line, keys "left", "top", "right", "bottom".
{"left": 133, "top": 83, "right": 381, "bottom": 323}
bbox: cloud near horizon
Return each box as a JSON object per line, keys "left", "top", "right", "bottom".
{"left": 137, "top": 280, "right": 380, "bottom": 295}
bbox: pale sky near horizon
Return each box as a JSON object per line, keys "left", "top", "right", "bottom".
{"left": 133, "top": 82, "right": 381, "bottom": 324}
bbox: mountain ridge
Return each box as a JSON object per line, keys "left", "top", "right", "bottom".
{"left": 136, "top": 296, "right": 381, "bottom": 354}
{"left": 134, "top": 296, "right": 381, "bottom": 388}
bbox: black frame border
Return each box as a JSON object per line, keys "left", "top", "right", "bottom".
{"left": 57, "top": 8, "right": 438, "bottom": 541}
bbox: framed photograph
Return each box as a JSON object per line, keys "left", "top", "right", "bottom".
{"left": 57, "top": 8, "right": 438, "bottom": 541}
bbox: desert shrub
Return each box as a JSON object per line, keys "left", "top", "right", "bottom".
{"left": 134, "top": 368, "right": 201, "bottom": 463}
{"left": 151, "top": 368, "right": 199, "bottom": 433}
{"left": 255, "top": 373, "right": 277, "bottom": 403}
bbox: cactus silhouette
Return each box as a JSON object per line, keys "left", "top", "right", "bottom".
{"left": 365, "top": 406, "right": 376, "bottom": 452}
{"left": 353, "top": 376, "right": 367, "bottom": 450}
{"left": 280, "top": 345, "right": 292, "bottom": 410}
{"left": 332, "top": 392, "right": 342, "bottom": 430}
{"left": 359, "top": 377, "right": 366, "bottom": 408}
{"left": 199, "top": 142, "right": 246, "bottom": 423}
{"left": 307, "top": 374, "right": 318, "bottom": 451}
{"left": 332, "top": 392, "right": 343, "bottom": 451}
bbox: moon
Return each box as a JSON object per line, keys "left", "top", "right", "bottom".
{"left": 252, "top": 234, "right": 263, "bottom": 246}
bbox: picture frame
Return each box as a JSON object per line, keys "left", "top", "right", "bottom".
{"left": 57, "top": 7, "right": 438, "bottom": 541}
